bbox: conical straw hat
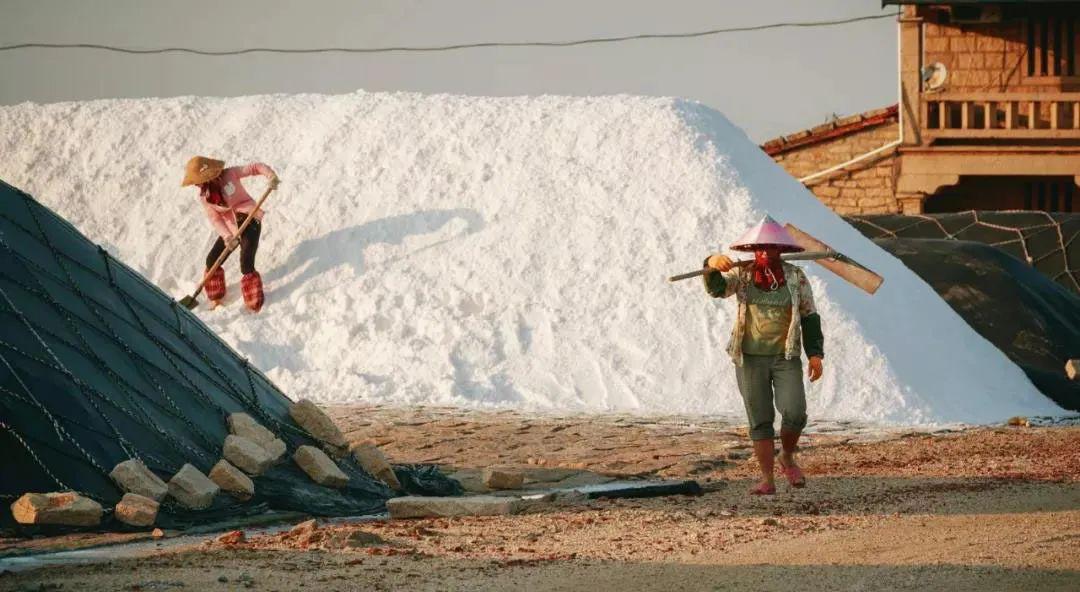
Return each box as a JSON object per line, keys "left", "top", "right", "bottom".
{"left": 730, "top": 214, "right": 804, "bottom": 253}
{"left": 181, "top": 156, "right": 225, "bottom": 187}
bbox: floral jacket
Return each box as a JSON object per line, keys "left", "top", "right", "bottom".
{"left": 703, "top": 261, "right": 825, "bottom": 366}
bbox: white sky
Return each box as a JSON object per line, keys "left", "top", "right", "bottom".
{"left": 0, "top": 0, "right": 898, "bottom": 141}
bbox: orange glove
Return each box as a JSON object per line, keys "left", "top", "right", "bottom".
{"left": 807, "top": 356, "right": 823, "bottom": 382}
{"left": 707, "top": 254, "right": 736, "bottom": 272}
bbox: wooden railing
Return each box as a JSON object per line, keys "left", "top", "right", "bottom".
{"left": 922, "top": 92, "right": 1080, "bottom": 140}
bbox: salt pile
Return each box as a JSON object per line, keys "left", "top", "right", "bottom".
{"left": 0, "top": 91, "right": 1062, "bottom": 424}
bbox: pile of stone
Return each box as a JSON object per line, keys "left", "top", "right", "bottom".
{"left": 9, "top": 399, "right": 406, "bottom": 529}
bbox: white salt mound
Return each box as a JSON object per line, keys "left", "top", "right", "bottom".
{"left": 0, "top": 91, "right": 1063, "bottom": 424}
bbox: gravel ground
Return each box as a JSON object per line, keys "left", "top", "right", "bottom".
{"left": 2, "top": 407, "right": 1077, "bottom": 592}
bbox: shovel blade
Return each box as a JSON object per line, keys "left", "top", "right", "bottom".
{"left": 178, "top": 295, "right": 199, "bottom": 310}
{"left": 784, "top": 224, "right": 883, "bottom": 295}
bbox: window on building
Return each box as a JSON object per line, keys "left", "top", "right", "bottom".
{"left": 1025, "top": 179, "right": 1075, "bottom": 213}
{"left": 1026, "top": 13, "right": 1079, "bottom": 77}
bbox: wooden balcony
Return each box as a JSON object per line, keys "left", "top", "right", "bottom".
{"left": 922, "top": 92, "right": 1080, "bottom": 141}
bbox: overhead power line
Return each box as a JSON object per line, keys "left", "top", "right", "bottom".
{"left": 0, "top": 13, "right": 897, "bottom": 56}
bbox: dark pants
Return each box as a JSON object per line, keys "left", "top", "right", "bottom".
{"left": 206, "top": 213, "right": 262, "bottom": 275}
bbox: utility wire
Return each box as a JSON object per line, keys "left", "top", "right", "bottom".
{"left": 0, "top": 13, "right": 897, "bottom": 56}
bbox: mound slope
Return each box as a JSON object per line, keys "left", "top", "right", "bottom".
{"left": 0, "top": 91, "right": 1063, "bottom": 423}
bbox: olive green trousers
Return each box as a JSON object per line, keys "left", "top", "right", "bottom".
{"left": 734, "top": 354, "right": 808, "bottom": 441}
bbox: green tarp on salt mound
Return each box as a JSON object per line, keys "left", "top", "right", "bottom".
{"left": 0, "top": 180, "right": 455, "bottom": 530}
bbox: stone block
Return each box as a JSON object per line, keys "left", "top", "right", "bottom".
{"left": 167, "top": 464, "right": 219, "bottom": 510}
{"left": 482, "top": 468, "right": 524, "bottom": 490}
{"left": 223, "top": 434, "right": 274, "bottom": 475}
{"left": 10, "top": 492, "right": 103, "bottom": 526}
{"left": 288, "top": 399, "right": 347, "bottom": 449}
{"left": 227, "top": 413, "right": 286, "bottom": 462}
{"left": 950, "top": 37, "right": 977, "bottom": 52}
{"left": 1066, "top": 359, "right": 1080, "bottom": 381}
{"left": 350, "top": 443, "right": 402, "bottom": 490}
{"left": 386, "top": 495, "right": 523, "bottom": 519}
{"left": 109, "top": 459, "right": 168, "bottom": 501}
{"left": 209, "top": 459, "right": 255, "bottom": 500}
{"left": 924, "top": 36, "right": 951, "bottom": 52}
{"left": 293, "top": 445, "right": 349, "bottom": 488}
{"left": 114, "top": 493, "right": 159, "bottom": 527}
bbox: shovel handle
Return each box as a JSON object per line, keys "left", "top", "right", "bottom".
{"left": 668, "top": 251, "right": 837, "bottom": 283}
{"left": 668, "top": 261, "right": 754, "bottom": 283}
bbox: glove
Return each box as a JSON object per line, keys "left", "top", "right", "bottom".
{"left": 268, "top": 175, "right": 280, "bottom": 190}
{"left": 226, "top": 235, "right": 240, "bottom": 251}
{"left": 706, "top": 254, "right": 735, "bottom": 272}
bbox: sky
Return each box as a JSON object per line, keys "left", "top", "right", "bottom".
{"left": 0, "top": 0, "right": 898, "bottom": 142}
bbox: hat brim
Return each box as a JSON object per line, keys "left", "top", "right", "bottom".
{"left": 730, "top": 243, "right": 805, "bottom": 253}
{"left": 181, "top": 165, "right": 224, "bottom": 187}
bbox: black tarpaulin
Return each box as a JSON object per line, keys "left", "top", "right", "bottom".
{"left": 0, "top": 179, "right": 455, "bottom": 530}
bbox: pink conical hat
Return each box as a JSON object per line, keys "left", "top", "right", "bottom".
{"left": 730, "top": 214, "right": 805, "bottom": 253}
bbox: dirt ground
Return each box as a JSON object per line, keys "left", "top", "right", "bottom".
{"left": 2, "top": 407, "right": 1078, "bottom": 592}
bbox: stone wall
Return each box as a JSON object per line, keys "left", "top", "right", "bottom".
{"left": 770, "top": 121, "right": 900, "bottom": 215}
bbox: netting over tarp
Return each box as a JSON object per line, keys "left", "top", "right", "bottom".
{"left": 845, "top": 212, "right": 1080, "bottom": 295}
{"left": 0, "top": 180, "right": 417, "bottom": 529}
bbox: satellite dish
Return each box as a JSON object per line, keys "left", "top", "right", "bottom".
{"left": 921, "top": 62, "right": 948, "bottom": 92}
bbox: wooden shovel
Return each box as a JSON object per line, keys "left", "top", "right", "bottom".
{"left": 178, "top": 184, "right": 276, "bottom": 310}
{"left": 668, "top": 223, "right": 883, "bottom": 295}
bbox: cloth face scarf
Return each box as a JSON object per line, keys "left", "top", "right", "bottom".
{"left": 201, "top": 180, "right": 226, "bottom": 207}
{"left": 752, "top": 249, "right": 786, "bottom": 291}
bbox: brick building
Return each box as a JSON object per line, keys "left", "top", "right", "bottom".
{"left": 763, "top": 1, "right": 1080, "bottom": 215}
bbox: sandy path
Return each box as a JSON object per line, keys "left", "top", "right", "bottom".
{"left": 2, "top": 407, "right": 1077, "bottom": 592}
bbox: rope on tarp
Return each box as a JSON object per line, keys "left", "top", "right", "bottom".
{"left": 846, "top": 210, "right": 1080, "bottom": 293}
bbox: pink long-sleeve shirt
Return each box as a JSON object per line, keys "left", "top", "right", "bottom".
{"left": 199, "top": 163, "right": 276, "bottom": 239}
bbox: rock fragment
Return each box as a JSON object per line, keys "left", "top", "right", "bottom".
{"left": 10, "top": 492, "right": 103, "bottom": 526}
{"left": 350, "top": 443, "right": 402, "bottom": 490}
{"left": 386, "top": 495, "right": 523, "bottom": 519}
{"left": 289, "top": 399, "right": 347, "bottom": 450}
{"left": 482, "top": 467, "right": 524, "bottom": 490}
{"left": 109, "top": 459, "right": 168, "bottom": 501}
{"left": 167, "top": 464, "right": 219, "bottom": 510}
{"left": 1066, "top": 359, "right": 1080, "bottom": 381}
{"left": 209, "top": 459, "right": 255, "bottom": 500}
{"left": 223, "top": 434, "right": 274, "bottom": 475}
{"left": 289, "top": 518, "right": 319, "bottom": 536}
{"left": 216, "top": 530, "right": 246, "bottom": 545}
{"left": 294, "top": 445, "right": 349, "bottom": 488}
{"left": 114, "top": 492, "right": 159, "bottom": 527}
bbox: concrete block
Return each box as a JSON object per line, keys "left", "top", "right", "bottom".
{"left": 350, "top": 443, "right": 402, "bottom": 490}
{"left": 11, "top": 492, "right": 103, "bottom": 526}
{"left": 114, "top": 493, "right": 159, "bottom": 527}
{"left": 227, "top": 413, "right": 286, "bottom": 462}
{"left": 167, "top": 464, "right": 219, "bottom": 510}
{"left": 294, "top": 445, "right": 349, "bottom": 488}
{"left": 386, "top": 495, "right": 523, "bottom": 519}
{"left": 209, "top": 459, "right": 255, "bottom": 500}
{"left": 223, "top": 434, "right": 274, "bottom": 475}
{"left": 482, "top": 468, "right": 524, "bottom": 490}
{"left": 1066, "top": 359, "right": 1080, "bottom": 381}
{"left": 109, "top": 459, "right": 168, "bottom": 501}
{"left": 289, "top": 399, "right": 347, "bottom": 449}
